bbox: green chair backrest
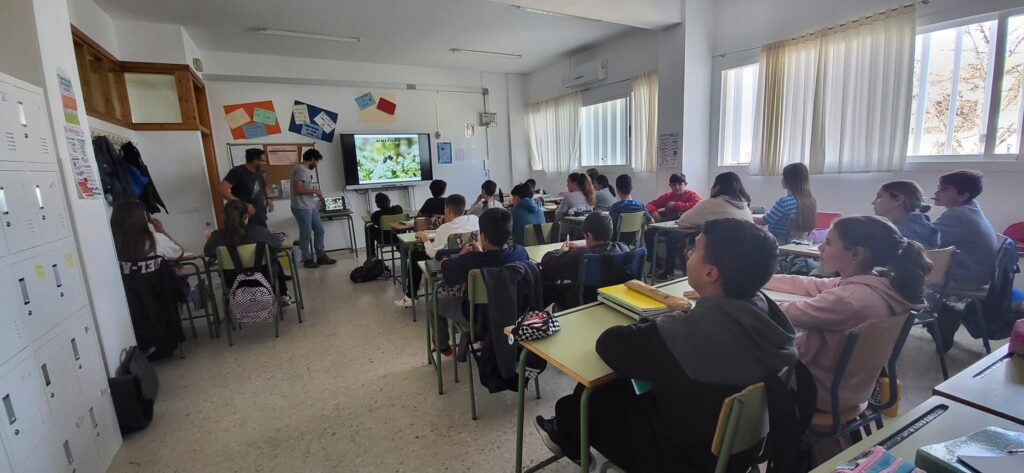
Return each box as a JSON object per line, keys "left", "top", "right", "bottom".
{"left": 710, "top": 382, "right": 768, "bottom": 473}
{"left": 379, "top": 213, "right": 409, "bottom": 238}
{"left": 215, "top": 244, "right": 259, "bottom": 271}
{"left": 523, "top": 223, "right": 555, "bottom": 247}
{"left": 467, "top": 269, "right": 488, "bottom": 304}
{"left": 614, "top": 211, "right": 647, "bottom": 243}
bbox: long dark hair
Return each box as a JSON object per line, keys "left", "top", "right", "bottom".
{"left": 222, "top": 200, "right": 250, "bottom": 246}
{"left": 594, "top": 175, "right": 615, "bottom": 197}
{"left": 832, "top": 216, "right": 932, "bottom": 303}
{"left": 710, "top": 172, "right": 751, "bottom": 203}
{"left": 110, "top": 200, "right": 155, "bottom": 260}
{"left": 880, "top": 180, "right": 931, "bottom": 214}
{"left": 568, "top": 172, "right": 596, "bottom": 206}
{"left": 782, "top": 163, "right": 816, "bottom": 233}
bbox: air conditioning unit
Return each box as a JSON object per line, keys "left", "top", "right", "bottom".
{"left": 562, "top": 59, "right": 608, "bottom": 89}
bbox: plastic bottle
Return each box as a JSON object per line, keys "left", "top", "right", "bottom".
{"left": 203, "top": 220, "right": 213, "bottom": 240}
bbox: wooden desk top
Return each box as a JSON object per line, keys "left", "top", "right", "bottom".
{"left": 778, "top": 243, "right": 820, "bottom": 258}
{"left": 811, "top": 396, "right": 1024, "bottom": 472}
{"left": 934, "top": 346, "right": 1024, "bottom": 425}
{"left": 526, "top": 241, "right": 586, "bottom": 263}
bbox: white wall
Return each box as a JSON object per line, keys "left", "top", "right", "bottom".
{"left": 116, "top": 20, "right": 187, "bottom": 64}
{"left": 0, "top": 0, "right": 45, "bottom": 86}
{"left": 66, "top": 0, "right": 119, "bottom": 55}
{"left": 508, "top": 74, "right": 532, "bottom": 184}
{"left": 134, "top": 130, "right": 212, "bottom": 251}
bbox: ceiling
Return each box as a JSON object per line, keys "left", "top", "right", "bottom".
{"left": 91, "top": 0, "right": 643, "bottom": 74}
{"left": 489, "top": 0, "right": 681, "bottom": 29}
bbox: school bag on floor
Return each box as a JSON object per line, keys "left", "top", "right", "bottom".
{"left": 349, "top": 256, "right": 386, "bottom": 283}
{"left": 226, "top": 243, "right": 275, "bottom": 325}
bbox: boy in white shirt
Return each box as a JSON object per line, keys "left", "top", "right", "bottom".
{"left": 395, "top": 194, "right": 479, "bottom": 307}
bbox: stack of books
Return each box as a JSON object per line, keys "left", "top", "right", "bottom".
{"left": 597, "top": 284, "right": 673, "bottom": 319}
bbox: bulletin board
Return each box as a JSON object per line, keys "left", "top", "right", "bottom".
{"left": 223, "top": 100, "right": 282, "bottom": 139}
{"left": 226, "top": 142, "right": 318, "bottom": 200}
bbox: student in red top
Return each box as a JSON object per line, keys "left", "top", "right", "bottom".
{"left": 645, "top": 173, "right": 701, "bottom": 222}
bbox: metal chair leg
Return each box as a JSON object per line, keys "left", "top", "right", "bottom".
{"left": 534, "top": 374, "right": 541, "bottom": 400}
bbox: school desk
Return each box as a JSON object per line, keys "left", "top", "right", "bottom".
{"left": 778, "top": 242, "right": 820, "bottom": 258}
{"left": 933, "top": 346, "right": 1024, "bottom": 425}
{"left": 526, "top": 241, "right": 587, "bottom": 264}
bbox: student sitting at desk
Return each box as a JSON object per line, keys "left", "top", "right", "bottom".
{"left": 645, "top": 173, "right": 701, "bottom": 223}
{"left": 607, "top": 174, "right": 647, "bottom": 246}
{"left": 110, "top": 200, "right": 185, "bottom": 260}
{"left": 417, "top": 179, "right": 447, "bottom": 217}
{"left": 510, "top": 183, "right": 545, "bottom": 246}
{"left": 395, "top": 194, "right": 479, "bottom": 308}
{"left": 535, "top": 218, "right": 796, "bottom": 472}
{"left": 872, "top": 180, "right": 939, "bottom": 250}
{"left": 753, "top": 162, "right": 816, "bottom": 244}
{"left": 540, "top": 212, "right": 628, "bottom": 307}
{"left": 434, "top": 208, "right": 528, "bottom": 356}
{"left": 763, "top": 216, "right": 928, "bottom": 414}
{"left": 468, "top": 179, "right": 502, "bottom": 216}
{"left": 204, "top": 200, "right": 292, "bottom": 306}
{"left": 553, "top": 172, "right": 596, "bottom": 221}
{"left": 593, "top": 175, "right": 617, "bottom": 211}
{"left": 367, "top": 192, "right": 404, "bottom": 256}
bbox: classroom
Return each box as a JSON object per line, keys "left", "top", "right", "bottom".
{"left": 1, "top": 0, "right": 1024, "bottom": 471}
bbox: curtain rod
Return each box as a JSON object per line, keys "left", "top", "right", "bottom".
{"left": 714, "top": 0, "right": 929, "bottom": 58}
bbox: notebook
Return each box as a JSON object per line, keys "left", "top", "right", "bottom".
{"left": 597, "top": 284, "right": 672, "bottom": 317}
{"left": 915, "top": 427, "right": 1024, "bottom": 473}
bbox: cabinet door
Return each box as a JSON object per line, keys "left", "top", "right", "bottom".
{"left": 0, "top": 83, "right": 28, "bottom": 163}
{"left": 0, "top": 173, "right": 40, "bottom": 254}
{"left": 0, "top": 354, "right": 53, "bottom": 468}
{"left": 43, "top": 245, "right": 86, "bottom": 323}
{"left": 13, "top": 431, "right": 58, "bottom": 473}
{"left": 26, "top": 172, "right": 69, "bottom": 243}
{"left": 87, "top": 392, "right": 120, "bottom": 469}
{"left": 68, "top": 310, "right": 107, "bottom": 396}
{"left": 34, "top": 333, "right": 83, "bottom": 423}
{"left": 53, "top": 410, "right": 99, "bottom": 473}
{"left": 0, "top": 266, "right": 30, "bottom": 364}
{"left": 0, "top": 439, "right": 11, "bottom": 473}
{"left": 10, "top": 257, "right": 55, "bottom": 343}
{"left": 6, "top": 85, "right": 52, "bottom": 165}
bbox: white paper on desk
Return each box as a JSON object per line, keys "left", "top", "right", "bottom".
{"left": 958, "top": 455, "right": 1024, "bottom": 472}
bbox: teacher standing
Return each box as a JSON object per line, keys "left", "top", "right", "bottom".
{"left": 291, "top": 149, "right": 336, "bottom": 268}
{"left": 221, "top": 148, "right": 272, "bottom": 227}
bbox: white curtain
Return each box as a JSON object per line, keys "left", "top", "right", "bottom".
{"left": 631, "top": 71, "right": 659, "bottom": 173}
{"left": 527, "top": 92, "right": 581, "bottom": 173}
{"left": 751, "top": 4, "right": 916, "bottom": 175}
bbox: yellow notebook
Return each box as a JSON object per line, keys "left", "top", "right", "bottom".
{"left": 597, "top": 284, "right": 667, "bottom": 312}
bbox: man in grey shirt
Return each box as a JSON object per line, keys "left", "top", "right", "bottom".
{"left": 291, "top": 149, "right": 336, "bottom": 268}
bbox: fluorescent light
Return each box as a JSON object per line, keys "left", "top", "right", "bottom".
{"left": 514, "top": 5, "right": 604, "bottom": 23}
{"left": 449, "top": 48, "right": 522, "bottom": 60}
{"left": 256, "top": 28, "right": 360, "bottom": 43}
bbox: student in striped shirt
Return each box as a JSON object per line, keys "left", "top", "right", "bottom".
{"left": 754, "top": 163, "right": 816, "bottom": 244}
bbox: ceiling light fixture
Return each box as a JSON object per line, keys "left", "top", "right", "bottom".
{"left": 449, "top": 48, "right": 522, "bottom": 60}
{"left": 256, "top": 28, "right": 360, "bottom": 43}
{"left": 517, "top": 6, "right": 568, "bottom": 18}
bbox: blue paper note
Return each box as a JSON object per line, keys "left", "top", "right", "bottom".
{"left": 354, "top": 92, "right": 376, "bottom": 110}
{"left": 242, "top": 123, "right": 268, "bottom": 139}
{"left": 300, "top": 123, "right": 322, "bottom": 139}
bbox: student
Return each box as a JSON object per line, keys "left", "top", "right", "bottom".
{"left": 931, "top": 170, "right": 999, "bottom": 351}
{"left": 289, "top": 148, "right": 335, "bottom": 268}
{"left": 110, "top": 200, "right": 184, "bottom": 260}
{"left": 468, "top": 180, "right": 502, "bottom": 216}
{"left": 205, "top": 200, "right": 292, "bottom": 305}
{"left": 585, "top": 168, "right": 600, "bottom": 185}
{"left": 220, "top": 148, "right": 273, "bottom": 227}
{"left": 592, "top": 175, "right": 616, "bottom": 211}
{"left": 607, "top": 174, "right": 647, "bottom": 245}
{"left": 510, "top": 183, "right": 545, "bottom": 246}
{"left": 418, "top": 180, "right": 448, "bottom": 217}
{"left": 540, "top": 213, "right": 628, "bottom": 305}
{"left": 554, "top": 172, "right": 596, "bottom": 220}
{"left": 872, "top": 180, "right": 939, "bottom": 250}
{"left": 645, "top": 173, "right": 701, "bottom": 223}
{"left": 754, "top": 162, "right": 816, "bottom": 244}
{"left": 536, "top": 218, "right": 796, "bottom": 472}
{"left": 396, "top": 194, "right": 479, "bottom": 308}
{"left": 434, "top": 208, "right": 529, "bottom": 355}
{"left": 367, "top": 192, "right": 404, "bottom": 256}
{"left": 525, "top": 178, "right": 540, "bottom": 195}
{"left": 763, "top": 216, "right": 928, "bottom": 413}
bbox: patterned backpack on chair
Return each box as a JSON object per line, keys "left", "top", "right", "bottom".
{"left": 225, "top": 243, "right": 275, "bottom": 325}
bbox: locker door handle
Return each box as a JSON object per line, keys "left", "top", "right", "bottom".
{"left": 0, "top": 186, "right": 8, "bottom": 215}
{"left": 17, "top": 278, "right": 30, "bottom": 312}
{"left": 52, "top": 263, "right": 63, "bottom": 288}
{"left": 71, "top": 337, "right": 81, "bottom": 363}
{"left": 34, "top": 185, "right": 44, "bottom": 209}
{"left": 89, "top": 407, "right": 98, "bottom": 429}
{"left": 2, "top": 394, "right": 15, "bottom": 426}
{"left": 63, "top": 439, "right": 74, "bottom": 466}
{"left": 41, "top": 363, "right": 52, "bottom": 390}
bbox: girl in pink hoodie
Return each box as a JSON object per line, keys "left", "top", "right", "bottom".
{"left": 764, "top": 216, "right": 930, "bottom": 414}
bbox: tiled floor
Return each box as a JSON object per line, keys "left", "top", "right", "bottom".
{"left": 106, "top": 254, "right": 1005, "bottom": 472}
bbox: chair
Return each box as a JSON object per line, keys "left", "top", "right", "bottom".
{"left": 942, "top": 236, "right": 1019, "bottom": 354}
{"left": 215, "top": 243, "right": 283, "bottom": 346}
{"left": 576, "top": 248, "right": 647, "bottom": 306}
{"left": 277, "top": 250, "right": 304, "bottom": 321}
{"left": 1004, "top": 222, "right": 1024, "bottom": 252}
{"left": 174, "top": 260, "right": 217, "bottom": 340}
{"left": 378, "top": 212, "right": 409, "bottom": 282}
{"left": 913, "top": 247, "right": 956, "bottom": 379}
{"left": 523, "top": 223, "right": 555, "bottom": 247}
{"left": 814, "top": 212, "right": 842, "bottom": 230}
{"left": 808, "top": 312, "right": 915, "bottom": 443}
{"left": 612, "top": 212, "right": 647, "bottom": 248}
{"left": 601, "top": 382, "right": 769, "bottom": 473}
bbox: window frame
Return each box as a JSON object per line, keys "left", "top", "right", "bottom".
{"left": 578, "top": 93, "right": 633, "bottom": 169}
{"left": 717, "top": 62, "right": 760, "bottom": 167}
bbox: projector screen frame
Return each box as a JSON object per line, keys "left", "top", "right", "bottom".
{"left": 340, "top": 132, "right": 433, "bottom": 189}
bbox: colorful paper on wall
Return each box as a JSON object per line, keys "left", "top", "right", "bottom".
{"left": 354, "top": 91, "right": 376, "bottom": 110}
{"left": 657, "top": 132, "right": 680, "bottom": 168}
{"left": 357, "top": 92, "right": 397, "bottom": 124}
{"left": 242, "top": 123, "right": 269, "bottom": 139}
{"left": 376, "top": 97, "right": 397, "bottom": 115}
{"left": 63, "top": 124, "right": 101, "bottom": 199}
{"left": 288, "top": 100, "right": 337, "bottom": 142}
{"left": 223, "top": 100, "right": 281, "bottom": 139}
{"left": 437, "top": 142, "right": 452, "bottom": 164}
{"left": 56, "top": 69, "right": 80, "bottom": 125}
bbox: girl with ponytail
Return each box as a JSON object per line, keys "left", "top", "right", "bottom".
{"left": 872, "top": 180, "right": 939, "bottom": 249}
{"left": 763, "top": 216, "right": 931, "bottom": 412}
{"left": 204, "top": 200, "right": 293, "bottom": 303}
{"left": 554, "top": 172, "right": 596, "bottom": 220}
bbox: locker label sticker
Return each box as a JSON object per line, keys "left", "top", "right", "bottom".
{"left": 35, "top": 264, "right": 46, "bottom": 281}
{"left": 65, "top": 253, "right": 75, "bottom": 269}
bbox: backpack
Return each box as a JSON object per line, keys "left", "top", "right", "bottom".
{"left": 225, "top": 244, "right": 275, "bottom": 325}
{"left": 350, "top": 256, "right": 386, "bottom": 283}
{"left": 963, "top": 237, "right": 1022, "bottom": 340}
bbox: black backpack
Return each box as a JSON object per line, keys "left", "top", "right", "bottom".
{"left": 350, "top": 257, "right": 386, "bottom": 283}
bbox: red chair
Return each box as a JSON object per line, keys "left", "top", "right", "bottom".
{"left": 815, "top": 212, "right": 842, "bottom": 230}
{"left": 1004, "top": 222, "right": 1024, "bottom": 252}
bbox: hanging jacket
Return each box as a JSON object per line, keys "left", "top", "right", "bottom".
{"left": 119, "top": 256, "right": 187, "bottom": 360}
{"left": 92, "top": 136, "right": 135, "bottom": 205}
{"left": 963, "top": 236, "right": 1021, "bottom": 340}
{"left": 121, "top": 142, "right": 169, "bottom": 214}
{"left": 478, "top": 261, "right": 546, "bottom": 392}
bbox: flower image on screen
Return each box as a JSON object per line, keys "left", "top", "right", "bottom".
{"left": 355, "top": 134, "right": 422, "bottom": 184}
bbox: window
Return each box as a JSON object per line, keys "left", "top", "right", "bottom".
{"left": 579, "top": 97, "right": 630, "bottom": 166}
{"left": 718, "top": 64, "right": 759, "bottom": 166}
{"left": 908, "top": 14, "right": 1024, "bottom": 158}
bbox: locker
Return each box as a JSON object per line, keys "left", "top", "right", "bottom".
{"left": 10, "top": 257, "right": 56, "bottom": 343}
{"left": 0, "top": 212, "right": 6, "bottom": 260}
{"left": 0, "top": 172, "right": 40, "bottom": 254}
{"left": 52, "top": 410, "right": 99, "bottom": 473}
{"left": 34, "top": 334, "right": 83, "bottom": 424}
{"left": 0, "top": 82, "right": 27, "bottom": 163}
{"left": 0, "top": 354, "right": 53, "bottom": 468}
{"left": 43, "top": 245, "right": 86, "bottom": 322}
{"left": 87, "top": 391, "right": 120, "bottom": 468}
{"left": 6, "top": 85, "right": 51, "bottom": 165}
{"left": 0, "top": 266, "right": 30, "bottom": 364}
{"left": 0, "top": 440, "right": 10, "bottom": 473}
{"left": 13, "top": 431, "right": 58, "bottom": 473}
{"left": 26, "top": 172, "right": 69, "bottom": 242}
{"left": 68, "top": 310, "right": 107, "bottom": 397}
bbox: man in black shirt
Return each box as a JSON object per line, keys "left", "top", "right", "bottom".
{"left": 417, "top": 179, "right": 447, "bottom": 217}
{"left": 221, "top": 148, "right": 273, "bottom": 227}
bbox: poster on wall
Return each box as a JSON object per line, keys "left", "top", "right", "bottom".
{"left": 63, "top": 124, "right": 101, "bottom": 198}
{"left": 223, "top": 100, "right": 282, "bottom": 140}
{"left": 288, "top": 100, "right": 338, "bottom": 142}
{"left": 437, "top": 142, "right": 452, "bottom": 164}
{"left": 356, "top": 91, "right": 397, "bottom": 124}
{"left": 657, "top": 132, "right": 680, "bottom": 168}
{"left": 56, "top": 68, "right": 80, "bottom": 125}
